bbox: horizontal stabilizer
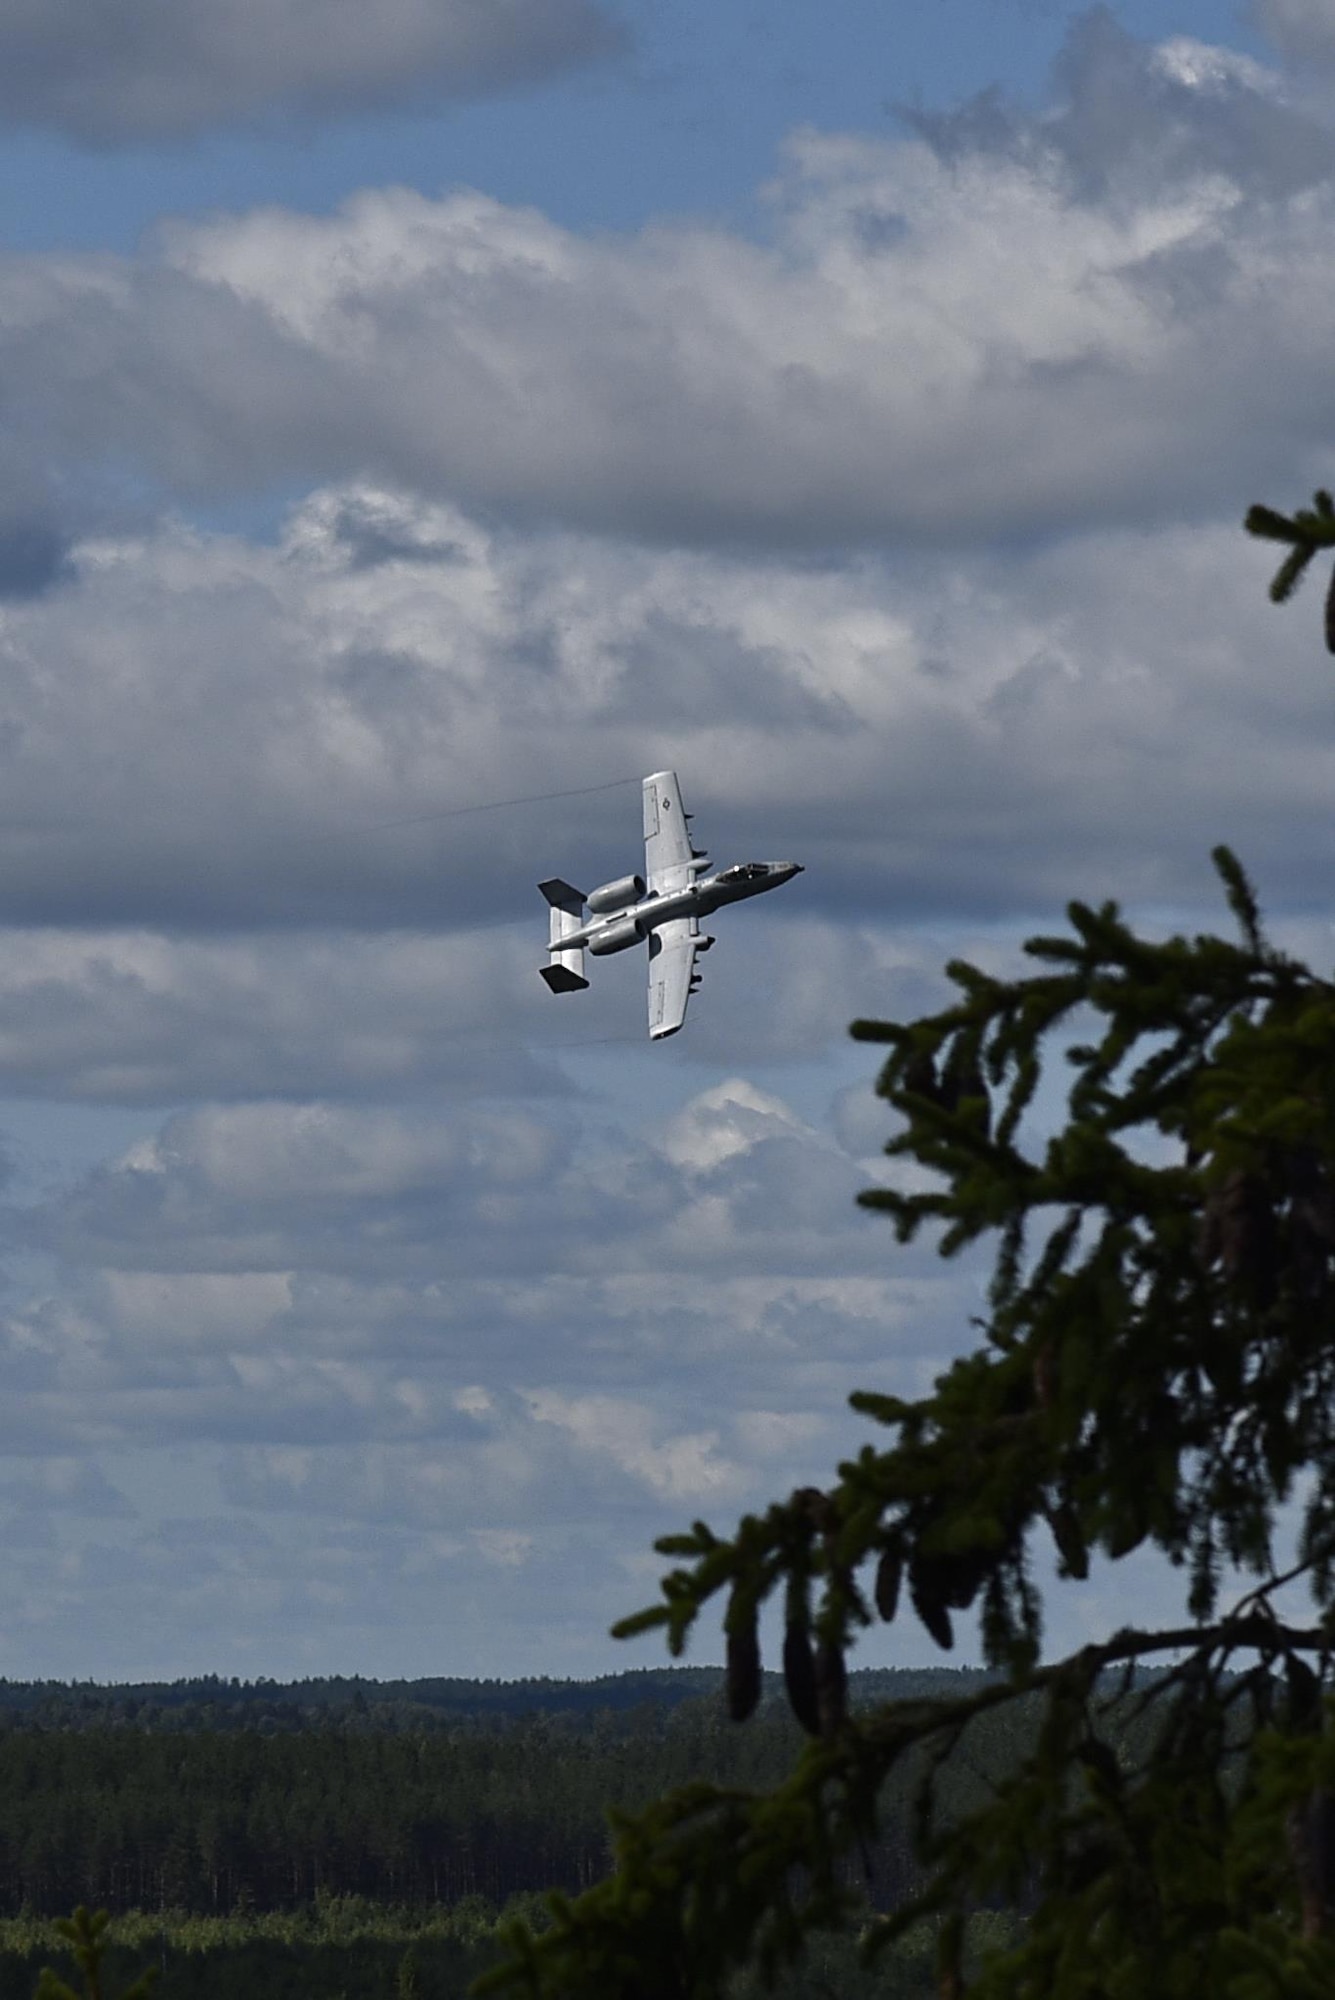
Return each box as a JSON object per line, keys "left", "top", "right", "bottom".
{"left": 539, "top": 878, "right": 585, "bottom": 915}
{"left": 540, "top": 963, "right": 590, "bottom": 995}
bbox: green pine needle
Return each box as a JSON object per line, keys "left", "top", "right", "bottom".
{"left": 1269, "top": 541, "right": 1317, "bottom": 603}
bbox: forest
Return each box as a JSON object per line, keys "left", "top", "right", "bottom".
{"left": 0, "top": 1661, "right": 1204, "bottom": 1999}
{"left": 0, "top": 1666, "right": 1023, "bottom": 1997}
{"left": 0, "top": 1668, "right": 1000, "bottom": 1912}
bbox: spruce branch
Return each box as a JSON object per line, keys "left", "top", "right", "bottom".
{"left": 34, "top": 1910, "right": 157, "bottom": 2000}
{"left": 1246, "top": 491, "right": 1335, "bottom": 648}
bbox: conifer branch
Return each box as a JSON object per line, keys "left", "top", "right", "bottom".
{"left": 1246, "top": 491, "right": 1335, "bottom": 649}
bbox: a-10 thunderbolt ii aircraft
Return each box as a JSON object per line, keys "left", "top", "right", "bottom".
{"left": 538, "top": 770, "right": 803, "bottom": 1040}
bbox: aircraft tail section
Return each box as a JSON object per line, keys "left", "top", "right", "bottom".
{"left": 538, "top": 878, "right": 590, "bottom": 994}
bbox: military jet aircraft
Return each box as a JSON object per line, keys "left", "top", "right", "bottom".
{"left": 538, "top": 770, "right": 802, "bottom": 1040}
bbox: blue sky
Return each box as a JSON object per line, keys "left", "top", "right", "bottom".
{"left": 0, "top": 0, "right": 1332, "bottom": 1682}
{"left": 0, "top": 0, "right": 1271, "bottom": 252}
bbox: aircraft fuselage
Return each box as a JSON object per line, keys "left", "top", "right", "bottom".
{"left": 563, "top": 861, "right": 803, "bottom": 955}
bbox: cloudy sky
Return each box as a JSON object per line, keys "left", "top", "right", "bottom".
{"left": 0, "top": 0, "right": 1333, "bottom": 1684}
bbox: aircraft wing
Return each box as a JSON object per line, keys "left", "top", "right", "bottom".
{"left": 643, "top": 770, "right": 696, "bottom": 894}
{"left": 648, "top": 919, "right": 701, "bottom": 1040}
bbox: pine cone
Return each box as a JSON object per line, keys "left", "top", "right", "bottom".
{"left": 874, "top": 1545, "right": 902, "bottom": 1623}
{"left": 782, "top": 1622, "right": 820, "bottom": 1737}
{"left": 726, "top": 1618, "right": 761, "bottom": 1722}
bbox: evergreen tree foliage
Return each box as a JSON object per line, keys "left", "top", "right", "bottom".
{"left": 33, "top": 1908, "right": 155, "bottom": 2000}
{"left": 1245, "top": 489, "right": 1335, "bottom": 650}
{"left": 479, "top": 846, "right": 1335, "bottom": 1998}
{"left": 0, "top": 1897, "right": 543, "bottom": 2000}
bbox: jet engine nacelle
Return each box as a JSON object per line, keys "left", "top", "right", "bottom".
{"left": 587, "top": 874, "right": 646, "bottom": 915}
{"left": 589, "top": 914, "right": 645, "bottom": 956}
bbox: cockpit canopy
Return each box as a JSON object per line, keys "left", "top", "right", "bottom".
{"left": 715, "top": 862, "right": 770, "bottom": 884}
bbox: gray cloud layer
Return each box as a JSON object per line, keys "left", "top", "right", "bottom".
{"left": 1250, "top": 0, "right": 1335, "bottom": 70}
{"left": 0, "top": 485, "right": 1325, "bottom": 953}
{"left": 0, "top": 0, "right": 622, "bottom": 142}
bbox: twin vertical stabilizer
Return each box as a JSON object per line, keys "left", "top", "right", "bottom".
{"left": 539, "top": 878, "right": 590, "bottom": 993}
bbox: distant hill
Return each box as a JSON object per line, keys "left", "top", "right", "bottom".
{"left": 0, "top": 1664, "right": 997, "bottom": 1732}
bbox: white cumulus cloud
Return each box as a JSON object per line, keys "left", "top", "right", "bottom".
{"left": 2, "top": 21, "right": 1335, "bottom": 548}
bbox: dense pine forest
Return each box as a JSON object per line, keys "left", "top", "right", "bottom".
{"left": 0, "top": 1667, "right": 1037, "bottom": 1995}
{"left": 0, "top": 1668, "right": 995, "bottom": 1917}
